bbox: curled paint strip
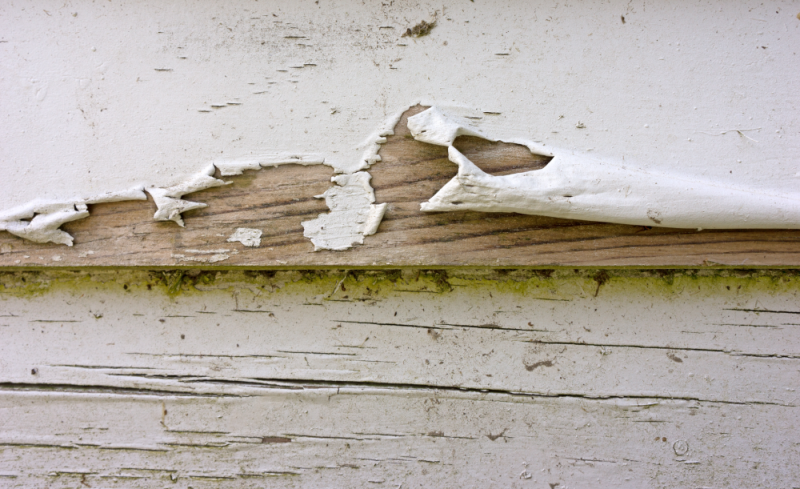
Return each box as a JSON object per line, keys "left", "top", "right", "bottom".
{"left": 0, "top": 188, "right": 147, "bottom": 246}
{"left": 409, "top": 106, "right": 800, "bottom": 230}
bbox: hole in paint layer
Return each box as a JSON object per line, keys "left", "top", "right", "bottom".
{"left": 452, "top": 135, "right": 551, "bottom": 177}
{"left": 371, "top": 105, "right": 553, "bottom": 209}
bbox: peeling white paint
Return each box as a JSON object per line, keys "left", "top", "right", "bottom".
{"left": 411, "top": 107, "right": 800, "bottom": 230}
{"left": 5, "top": 99, "right": 799, "bottom": 250}
{"left": 146, "top": 164, "right": 229, "bottom": 227}
{"left": 227, "top": 228, "right": 262, "bottom": 247}
{"left": 353, "top": 106, "right": 408, "bottom": 172}
{"left": 214, "top": 153, "right": 326, "bottom": 176}
{"left": 3, "top": 1, "right": 799, "bottom": 222}
{"left": 0, "top": 147, "right": 386, "bottom": 250}
{"left": 0, "top": 187, "right": 146, "bottom": 246}
{"left": 302, "top": 172, "right": 387, "bottom": 251}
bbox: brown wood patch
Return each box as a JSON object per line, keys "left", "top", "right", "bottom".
{"left": 2, "top": 106, "right": 800, "bottom": 267}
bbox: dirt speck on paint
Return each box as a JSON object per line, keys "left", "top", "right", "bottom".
{"left": 647, "top": 209, "right": 663, "bottom": 224}
{"left": 667, "top": 352, "right": 684, "bottom": 363}
{"left": 402, "top": 20, "right": 436, "bottom": 38}
{"left": 524, "top": 359, "right": 554, "bottom": 371}
{"left": 486, "top": 428, "right": 507, "bottom": 441}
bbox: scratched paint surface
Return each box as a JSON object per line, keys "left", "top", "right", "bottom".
{"left": 2, "top": 0, "right": 799, "bottom": 212}
{"left": 1, "top": 270, "right": 798, "bottom": 487}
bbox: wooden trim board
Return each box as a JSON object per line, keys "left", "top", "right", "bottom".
{"left": 2, "top": 106, "right": 800, "bottom": 268}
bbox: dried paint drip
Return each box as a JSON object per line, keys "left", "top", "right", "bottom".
{"left": 410, "top": 106, "right": 800, "bottom": 230}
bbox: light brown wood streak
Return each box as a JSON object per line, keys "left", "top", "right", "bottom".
{"left": 1, "top": 105, "right": 800, "bottom": 267}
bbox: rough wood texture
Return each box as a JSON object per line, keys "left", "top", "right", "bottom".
{"left": 2, "top": 106, "right": 800, "bottom": 268}
{"left": 1, "top": 270, "right": 799, "bottom": 487}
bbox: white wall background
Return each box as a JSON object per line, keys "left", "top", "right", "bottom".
{"left": 1, "top": 0, "right": 799, "bottom": 210}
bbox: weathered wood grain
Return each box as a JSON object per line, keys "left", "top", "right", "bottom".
{"left": 2, "top": 106, "right": 800, "bottom": 267}
{"left": 1, "top": 270, "right": 799, "bottom": 487}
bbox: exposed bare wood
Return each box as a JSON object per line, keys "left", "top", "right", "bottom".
{"left": 2, "top": 106, "right": 800, "bottom": 268}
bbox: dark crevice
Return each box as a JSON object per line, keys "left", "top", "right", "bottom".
{"left": 725, "top": 308, "right": 800, "bottom": 315}
{"left": 452, "top": 135, "right": 552, "bottom": 176}
{"left": 102, "top": 374, "right": 794, "bottom": 407}
{"left": 518, "top": 339, "right": 800, "bottom": 360}
{"left": 335, "top": 319, "right": 549, "bottom": 333}
{"left": 0, "top": 382, "right": 243, "bottom": 398}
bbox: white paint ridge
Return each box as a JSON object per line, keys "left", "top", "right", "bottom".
{"left": 411, "top": 106, "right": 800, "bottom": 229}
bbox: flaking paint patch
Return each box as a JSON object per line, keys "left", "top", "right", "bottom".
{"left": 0, "top": 103, "right": 418, "bottom": 250}
{"left": 227, "top": 228, "right": 262, "bottom": 247}
{"left": 301, "top": 172, "right": 387, "bottom": 251}
{"left": 410, "top": 106, "right": 800, "bottom": 229}
{"left": 146, "top": 164, "right": 229, "bottom": 227}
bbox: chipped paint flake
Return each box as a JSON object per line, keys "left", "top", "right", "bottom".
{"left": 146, "top": 165, "right": 229, "bottom": 227}
{"left": 227, "top": 228, "right": 262, "bottom": 247}
{"left": 301, "top": 172, "right": 387, "bottom": 251}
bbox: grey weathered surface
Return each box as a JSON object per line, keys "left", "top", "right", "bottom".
{"left": 1, "top": 270, "right": 799, "bottom": 487}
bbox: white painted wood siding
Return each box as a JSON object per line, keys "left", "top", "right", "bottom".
{"left": 1, "top": 270, "right": 798, "bottom": 487}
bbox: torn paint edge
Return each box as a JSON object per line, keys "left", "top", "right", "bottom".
{"left": 409, "top": 106, "right": 800, "bottom": 230}
{"left": 0, "top": 101, "right": 545, "bottom": 249}
{"left": 0, "top": 102, "right": 425, "bottom": 250}
{"left": 0, "top": 188, "right": 147, "bottom": 246}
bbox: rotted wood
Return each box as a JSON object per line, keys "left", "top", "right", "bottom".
{"left": 2, "top": 105, "right": 800, "bottom": 267}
